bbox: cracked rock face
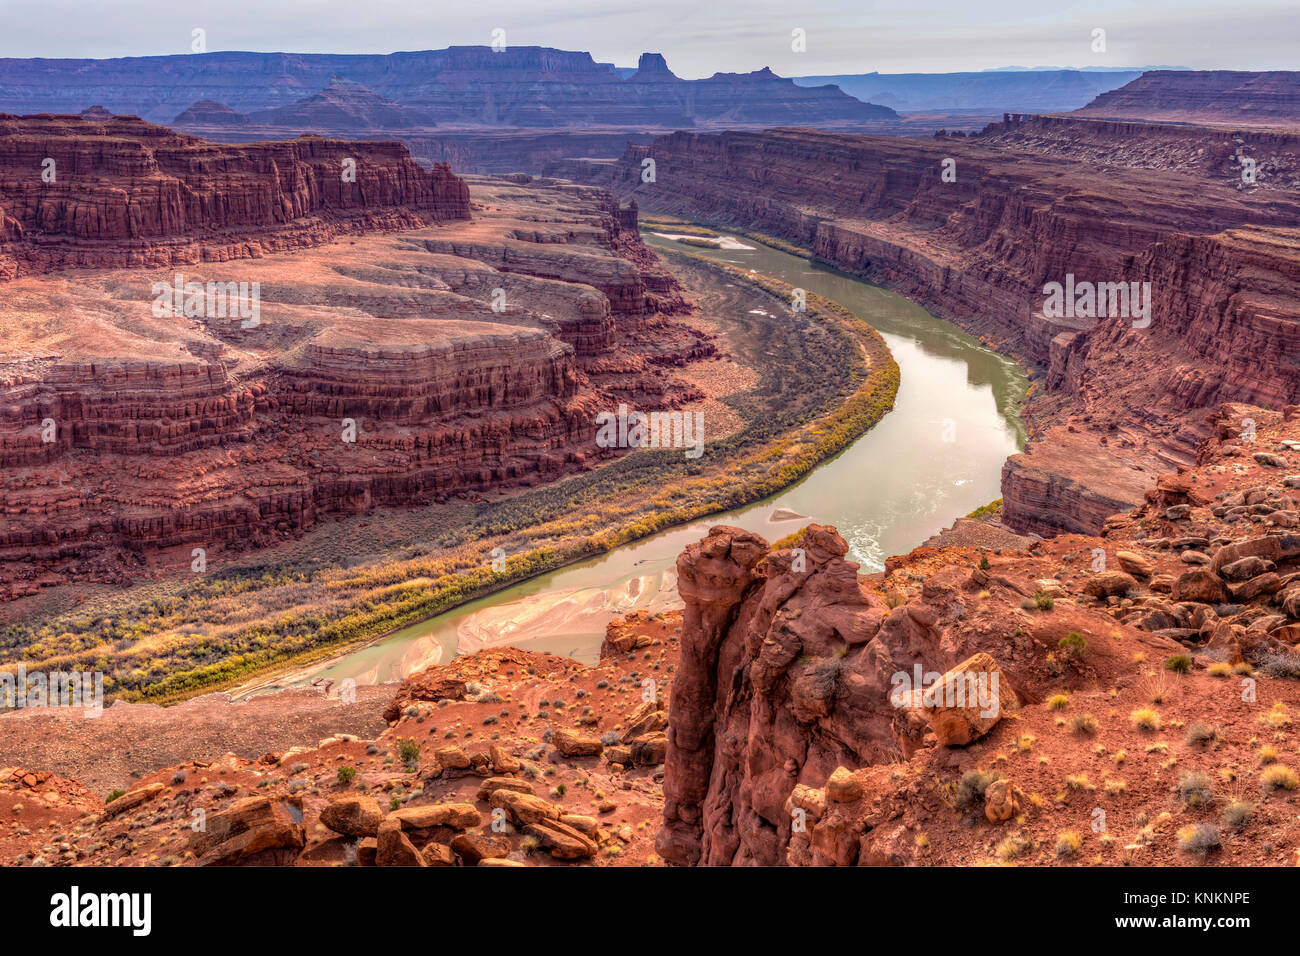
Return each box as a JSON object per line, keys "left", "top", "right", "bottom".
{"left": 659, "top": 523, "right": 1039, "bottom": 866}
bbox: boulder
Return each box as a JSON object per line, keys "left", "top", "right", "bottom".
{"left": 786, "top": 784, "right": 827, "bottom": 823}
{"left": 984, "top": 778, "right": 1019, "bottom": 823}
{"left": 921, "top": 652, "right": 1019, "bottom": 747}
{"left": 489, "top": 745, "right": 521, "bottom": 775}
{"left": 1228, "top": 572, "right": 1283, "bottom": 603}
{"left": 319, "top": 795, "right": 383, "bottom": 837}
{"left": 433, "top": 745, "right": 472, "bottom": 771}
{"left": 451, "top": 832, "right": 512, "bottom": 864}
{"left": 604, "top": 744, "right": 633, "bottom": 767}
{"left": 1221, "top": 556, "right": 1277, "bottom": 581}
{"left": 1115, "top": 551, "right": 1154, "bottom": 577}
{"left": 421, "top": 842, "right": 457, "bottom": 866}
{"left": 826, "top": 767, "right": 864, "bottom": 803}
{"left": 1084, "top": 570, "right": 1138, "bottom": 597}
{"left": 621, "top": 701, "right": 669, "bottom": 742}
{"left": 189, "top": 795, "right": 306, "bottom": 865}
{"left": 376, "top": 818, "right": 424, "bottom": 867}
{"left": 390, "top": 803, "right": 481, "bottom": 830}
{"left": 524, "top": 819, "right": 598, "bottom": 860}
{"left": 476, "top": 777, "right": 534, "bottom": 800}
{"left": 489, "top": 788, "right": 561, "bottom": 826}
{"left": 1172, "top": 568, "right": 1228, "bottom": 604}
{"left": 630, "top": 732, "right": 668, "bottom": 767}
{"left": 102, "top": 783, "right": 165, "bottom": 819}
{"left": 552, "top": 729, "right": 603, "bottom": 757}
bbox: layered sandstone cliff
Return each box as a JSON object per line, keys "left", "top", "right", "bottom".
{"left": 0, "top": 113, "right": 470, "bottom": 280}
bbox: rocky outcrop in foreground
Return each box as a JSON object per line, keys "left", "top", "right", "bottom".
{"left": 661, "top": 402, "right": 1300, "bottom": 866}
{"left": 9, "top": 403, "right": 1300, "bottom": 867}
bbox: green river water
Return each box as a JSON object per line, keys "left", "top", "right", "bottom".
{"left": 248, "top": 234, "right": 1029, "bottom": 693}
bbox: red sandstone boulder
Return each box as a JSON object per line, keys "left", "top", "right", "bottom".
{"left": 1173, "top": 568, "right": 1229, "bottom": 604}
{"left": 376, "top": 818, "right": 424, "bottom": 867}
{"left": 319, "top": 795, "right": 383, "bottom": 837}
{"left": 189, "top": 795, "right": 306, "bottom": 866}
{"left": 922, "top": 652, "right": 1020, "bottom": 747}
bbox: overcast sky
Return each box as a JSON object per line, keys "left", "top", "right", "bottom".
{"left": 1, "top": 0, "right": 1295, "bottom": 76}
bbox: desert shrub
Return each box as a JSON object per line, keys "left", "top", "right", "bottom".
{"left": 1129, "top": 708, "right": 1162, "bottom": 731}
{"left": 1066, "top": 773, "right": 1094, "bottom": 791}
{"left": 1055, "top": 831, "right": 1082, "bottom": 857}
{"left": 1223, "top": 800, "right": 1253, "bottom": 828}
{"left": 1165, "top": 653, "right": 1192, "bottom": 674}
{"left": 1058, "top": 632, "right": 1087, "bottom": 659}
{"left": 397, "top": 738, "right": 421, "bottom": 768}
{"left": 1261, "top": 765, "right": 1299, "bottom": 791}
{"left": 967, "top": 499, "right": 1002, "bottom": 520}
{"left": 1258, "top": 651, "right": 1300, "bottom": 678}
{"left": 1185, "top": 722, "right": 1219, "bottom": 747}
{"left": 106, "top": 789, "right": 125, "bottom": 803}
{"left": 952, "top": 769, "right": 997, "bottom": 808}
{"left": 1034, "top": 592, "right": 1055, "bottom": 611}
{"left": 1047, "top": 693, "right": 1070, "bottom": 711}
{"left": 995, "top": 832, "right": 1033, "bottom": 862}
{"left": 1071, "top": 713, "right": 1098, "bottom": 735}
{"left": 1207, "top": 662, "right": 1231, "bottom": 678}
{"left": 337, "top": 766, "right": 357, "bottom": 785}
{"left": 1142, "top": 670, "right": 1171, "bottom": 704}
{"left": 1176, "top": 823, "right": 1221, "bottom": 855}
{"left": 1177, "top": 771, "right": 1214, "bottom": 807}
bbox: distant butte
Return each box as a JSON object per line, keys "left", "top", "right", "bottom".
{"left": 1075, "top": 69, "right": 1300, "bottom": 126}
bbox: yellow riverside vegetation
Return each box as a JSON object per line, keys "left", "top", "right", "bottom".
{"left": 4, "top": 243, "right": 899, "bottom": 705}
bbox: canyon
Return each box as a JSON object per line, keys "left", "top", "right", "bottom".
{"left": 3, "top": 47, "right": 1300, "bottom": 875}
{"left": 9, "top": 401, "right": 1300, "bottom": 868}
{"left": 0, "top": 48, "right": 896, "bottom": 128}
{"left": 794, "top": 69, "right": 1142, "bottom": 114}
{"left": 0, "top": 113, "right": 712, "bottom": 599}
{"left": 578, "top": 110, "right": 1300, "bottom": 538}
{"left": 0, "top": 48, "right": 909, "bottom": 175}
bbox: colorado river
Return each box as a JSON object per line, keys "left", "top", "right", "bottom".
{"left": 260, "top": 235, "right": 1029, "bottom": 693}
